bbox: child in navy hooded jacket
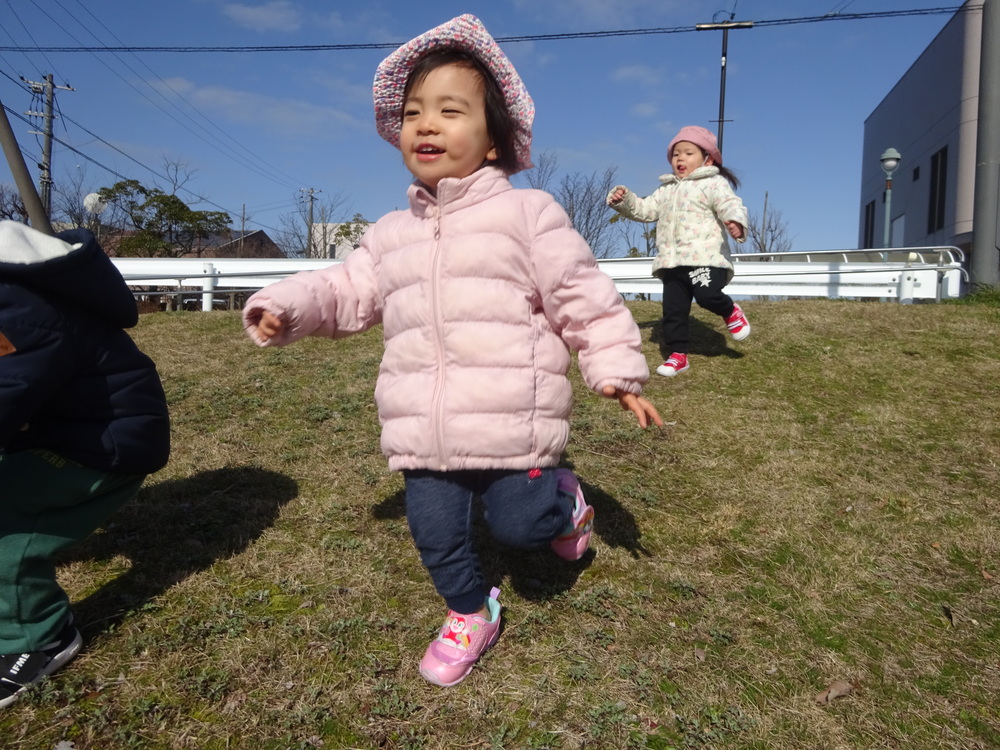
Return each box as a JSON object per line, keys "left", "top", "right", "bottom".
{"left": 0, "top": 220, "right": 170, "bottom": 708}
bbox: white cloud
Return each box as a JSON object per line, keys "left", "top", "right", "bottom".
{"left": 612, "top": 64, "right": 662, "bottom": 87}
{"left": 152, "top": 79, "right": 364, "bottom": 140}
{"left": 222, "top": 1, "right": 302, "bottom": 33}
{"left": 511, "top": 0, "right": 687, "bottom": 30}
{"left": 631, "top": 102, "right": 658, "bottom": 118}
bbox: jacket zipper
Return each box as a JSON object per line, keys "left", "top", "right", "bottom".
{"left": 429, "top": 208, "right": 448, "bottom": 469}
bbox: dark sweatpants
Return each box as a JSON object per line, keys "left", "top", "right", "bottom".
{"left": 659, "top": 266, "right": 736, "bottom": 355}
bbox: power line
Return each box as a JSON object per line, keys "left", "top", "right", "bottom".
{"left": 1, "top": 0, "right": 67, "bottom": 78}
{"left": 2, "top": 101, "right": 284, "bottom": 235}
{"left": 0, "top": 6, "right": 972, "bottom": 53}
{"left": 63, "top": 0, "right": 305, "bottom": 191}
{"left": 16, "top": 0, "right": 305, "bottom": 193}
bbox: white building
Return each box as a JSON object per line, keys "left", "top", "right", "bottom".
{"left": 859, "top": 2, "right": 982, "bottom": 255}
{"left": 308, "top": 222, "right": 366, "bottom": 260}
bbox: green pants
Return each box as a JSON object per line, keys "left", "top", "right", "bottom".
{"left": 0, "top": 449, "right": 145, "bottom": 653}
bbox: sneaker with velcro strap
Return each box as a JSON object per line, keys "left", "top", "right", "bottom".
{"left": 0, "top": 617, "right": 82, "bottom": 709}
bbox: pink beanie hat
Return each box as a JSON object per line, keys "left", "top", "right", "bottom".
{"left": 667, "top": 126, "right": 723, "bottom": 167}
{"left": 373, "top": 14, "right": 535, "bottom": 173}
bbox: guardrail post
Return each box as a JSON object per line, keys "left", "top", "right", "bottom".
{"left": 202, "top": 262, "right": 216, "bottom": 312}
{"left": 898, "top": 252, "right": 915, "bottom": 304}
{"left": 898, "top": 271, "right": 915, "bottom": 304}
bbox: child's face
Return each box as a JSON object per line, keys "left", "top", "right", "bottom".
{"left": 670, "top": 141, "right": 711, "bottom": 178}
{"left": 400, "top": 63, "right": 497, "bottom": 191}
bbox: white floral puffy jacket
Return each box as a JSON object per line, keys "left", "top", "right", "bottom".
{"left": 607, "top": 166, "right": 748, "bottom": 283}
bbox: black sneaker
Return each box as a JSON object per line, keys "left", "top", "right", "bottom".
{"left": 0, "top": 619, "right": 82, "bottom": 709}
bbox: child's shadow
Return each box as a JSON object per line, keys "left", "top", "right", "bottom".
{"left": 638, "top": 317, "right": 744, "bottom": 361}
{"left": 371, "top": 474, "right": 649, "bottom": 603}
{"left": 63, "top": 466, "right": 298, "bottom": 638}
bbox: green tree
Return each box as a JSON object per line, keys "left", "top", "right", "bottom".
{"left": 98, "top": 179, "right": 231, "bottom": 257}
{"left": 332, "top": 213, "right": 370, "bottom": 256}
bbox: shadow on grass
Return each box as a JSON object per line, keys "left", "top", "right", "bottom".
{"left": 63, "top": 465, "right": 298, "bottom": 639}
{"left": 638, "top": 315, "right": 745, "bottom": 361}
{"left": 370, "top": 473, "right": 648, "bottom": 603}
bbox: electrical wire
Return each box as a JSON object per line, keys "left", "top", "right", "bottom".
{"left": 0, "top": 6, "right": 972, "bottom": 52}
{"left": 0, "top": 0, "right": 66, "bottom": 79}
{"left": 64, "top": 0, "right": 304, "bottom": 191}
{"left": 2, "top": 3, "right": 977, "bottom": 237}
{"left": 21, "top": 0, "right": 304, "bottom": 193}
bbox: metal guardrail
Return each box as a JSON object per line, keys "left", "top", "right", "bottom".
{"left": 112, "top": 246, "right": 968, "bottom": 311}
{"left": 598, "top": 246, "right": 967, "bottom": 304}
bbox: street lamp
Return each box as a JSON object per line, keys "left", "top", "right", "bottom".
{"left": 880, "top": 147, "right": 901, "bottom": 248}
{"left": 695, "top": 18, "right": 753, "bottom": 153}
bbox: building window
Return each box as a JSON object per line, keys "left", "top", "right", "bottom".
{"left": 912, "top": 167, "right": 920, "bottom": 182}
{"left": 863, "top": 200, "right": 875, "bottom": 249}
{"left": 928, "top": 146, "right": 947, "bottom": 233}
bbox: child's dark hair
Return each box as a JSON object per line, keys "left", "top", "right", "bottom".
{"left": 402, "top": 48, "right": 520, "bottom": 176}
{"left": 691, "top": 145, "right": 740, "bottom": 189}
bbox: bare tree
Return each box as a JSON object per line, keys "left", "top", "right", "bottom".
{"left": 157, "top": 157, "right": 196, "bottom": 195}
{"left": 0, "top": 184, "right": 28, "bottom": 223}
{"left": 746, "top": 193, "right": 793, "bottom": 254}
{"left": 554, "top": 166, "right": 619, "bottom": 259}
{"left": 51, "top": 166, "right": 95, "bottom": 229}
{"left": 276, "top": 190, "right": 351, "bottom": 258}
{"left": 609, "top": 211, "right": 656, "bottom": 258}
{"left": 521, "top": 149, "right": 558, "bottom": 192}
{"left": 519, "top": 151, "right": 625, "bottom": 257}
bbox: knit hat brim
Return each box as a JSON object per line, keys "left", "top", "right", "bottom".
{"left": 372, "top": 14, "right": 534, "bottom": 173}
{"left": 667, "top": 126, "right": 723, "bottom": 167}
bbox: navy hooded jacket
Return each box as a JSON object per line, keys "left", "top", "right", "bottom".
{"left": 0, "top": 221, "right": 170, "bottom": 475}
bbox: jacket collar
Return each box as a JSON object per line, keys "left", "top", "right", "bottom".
{"left": 658, "top": 165, "right": 719, "bottom": 184}
{"left": 407, "top": 167, "right": 512, "bottom": 217}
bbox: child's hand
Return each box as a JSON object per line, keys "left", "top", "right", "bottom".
{"left": 608, "top": 187, "right": 626, "bottom": 205}
{"left": 255, "top": 310, "right": 285, "bottom": 341}
{"left": 725, "top": 221, "right": 745, "bottom": 240}
{"left": 601, "top": 386, "right": 664, "bottom": 429}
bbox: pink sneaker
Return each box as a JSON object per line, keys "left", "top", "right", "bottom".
{"left": 551, "top": 469, "right": 594, "bottom": 561}
{"left": 419, "top": 587, "right": 501, "bottom": 687}
{"left": 656, "top": 353, "right": 689, "bottom": 377}
{"left": 726, "top": 304, "right": 751, "bottom": 341}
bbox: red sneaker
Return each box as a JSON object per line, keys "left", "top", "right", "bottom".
{"left": 656, "top": 353, "right": 689, "bottom": 377}
{"left": 726, "top": 304, "right": 751, "bottom": 341}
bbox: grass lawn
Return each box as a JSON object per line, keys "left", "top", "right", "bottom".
{"left": 3, "top": 296, "right": 998, "bottom": 749}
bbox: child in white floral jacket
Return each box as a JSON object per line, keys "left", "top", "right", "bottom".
{"left": 608, "top": 125, "right": 751, "bottom": 377}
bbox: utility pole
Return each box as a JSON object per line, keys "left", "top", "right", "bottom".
{"left": 0, "top": 96, "right": 52, "bottom": 234}
{"left": 300, "top": 187, "right": 319, "bottom": 257}
{"left": 695, "top": 18, "right": 753, "bottom": 153}
{"left": 24, "top": 74, "right": 73, "bottom": 218}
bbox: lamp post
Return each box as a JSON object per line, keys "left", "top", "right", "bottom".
{"left": 695, "top": 18, "right": 753, "bottom": 153}
{"left": 880, "top": 147, "right": 901, "bottom": 248}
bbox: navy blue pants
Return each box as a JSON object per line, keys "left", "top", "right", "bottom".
{"left": 659, "top": 266, "right": 736, "bottom": 355}
{"left": 403, "top": 468, "right": 573, "bottom": 614}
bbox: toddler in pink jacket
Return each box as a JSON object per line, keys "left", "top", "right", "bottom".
{"left": 243, "top": 14, "right": 661, "bottom": 687}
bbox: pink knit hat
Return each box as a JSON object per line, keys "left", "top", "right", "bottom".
{"left": 667, "top": 126, "right": 723, "bottom": 167}
{"left": 373, "top": 14, "right": 535, "bottom": 173}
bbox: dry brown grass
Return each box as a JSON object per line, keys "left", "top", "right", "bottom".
{"left": 3, "top": 298, "right": 999, "bottom": 749}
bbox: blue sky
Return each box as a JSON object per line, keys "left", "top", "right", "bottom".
{"left": 0, "top": 1, "right": 968, "bottom": 252}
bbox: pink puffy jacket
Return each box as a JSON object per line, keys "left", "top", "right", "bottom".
{"left": 243, "top": 168, "right": 649, "bottom": 472}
